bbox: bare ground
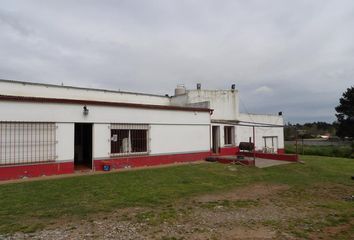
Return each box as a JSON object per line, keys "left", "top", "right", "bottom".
{"left": 1, "top": 183, "right": 353, "bottom": 240}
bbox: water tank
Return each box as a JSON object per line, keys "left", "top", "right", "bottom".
{"left": 175, "top": 84, "right": 186, "bottom": 96}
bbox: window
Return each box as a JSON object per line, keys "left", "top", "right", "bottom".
{"left": 224, "top": 126, "right": 234, "bottom": 145}
{"left": 110, "top": 124, "right": 149, "bottom": 155}
{"left": 0, "top": 122, "right": 56, "bottom": 165}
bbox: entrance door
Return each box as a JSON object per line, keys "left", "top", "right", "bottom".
{"left": 74, "top": 123, "right": 93, "bottom": 170}
{"left": 212, "top": 126, "right": 220, "bottom": 154}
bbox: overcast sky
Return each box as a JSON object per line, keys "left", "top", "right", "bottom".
{"left": 1, "top": 0, "right": 353, "bottom": 123}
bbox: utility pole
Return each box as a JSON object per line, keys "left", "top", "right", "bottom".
{"left": 295, "top": 130, "right": 298, "bottom": 156}
{"left": 253, "top": 126, "right": 256, "bottom": 162}
{"left": 296, "top": 129, "right": 306, "bottom": 157}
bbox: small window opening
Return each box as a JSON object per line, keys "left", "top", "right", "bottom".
{"left": 224, "top": 126, "right": 235, "bottom": 145}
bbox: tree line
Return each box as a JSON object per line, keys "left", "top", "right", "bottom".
{"left": 285, "top": 86, "right": 353, "bottom": 141}
{"left": 284, "top": 122, "right": 338, "bottom": 140}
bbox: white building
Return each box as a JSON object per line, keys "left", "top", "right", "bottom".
{"left": 0, "top": 79, "right": 285, "bottom": 180}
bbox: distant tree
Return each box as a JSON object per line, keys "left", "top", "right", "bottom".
{"left": 284, "top": 121, "right": 337, "bottom": 140}
{"left": 335, "top": 86, "right": 354, "bottom": 138}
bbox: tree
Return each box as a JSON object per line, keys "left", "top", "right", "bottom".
{"left": 335, "top": 86, "right": 354, "bottom": 138}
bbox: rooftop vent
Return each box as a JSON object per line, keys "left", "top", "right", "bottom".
{"left": 175, "top": 84, "right": 186, "bottom": 96}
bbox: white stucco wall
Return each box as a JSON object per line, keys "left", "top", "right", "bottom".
{"left": 238, "top": 113, "right": 284, "bottom": 125}
{"left": 91, "top": 124, "right": 211, "bottom": 159}
{"left": 237, "top": 113, "right": 284, "bottom": 150}
{"left": 0, "top": 100, "right": 211, "bottom": 162}
{"left": 0, "top": 80, "right": 171, "bottom": 106}
{"left": 149, "top": 124, "right": 210, "bottom": 154}
{"left": 236, "top": 126, "right": 280, "bottom": 151}
{"left": 0, "top": 101, "right": 210, "bottom": 125}
{"left": 56, "top": 123, "right": 74, "bottom": 162}
{"left": 93, "top": 123, "right": 111, "bottom": 159}
{"left": 171, "top": 89, "right": 239, "bottom": 120}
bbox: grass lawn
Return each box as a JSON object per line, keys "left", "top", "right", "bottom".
{"left": 0, "top": 155, "right": 353, "bottom": 238}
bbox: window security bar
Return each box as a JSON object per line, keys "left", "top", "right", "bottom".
{"left": 110, "top": 124, "right": 149, "bottom": 156}
{"left": 0, "top": 122, "right": 57, "bottom": 165}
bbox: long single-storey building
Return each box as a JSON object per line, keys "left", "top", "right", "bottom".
{"left": 0, "top": 79, "right": 285, "bottom": 180}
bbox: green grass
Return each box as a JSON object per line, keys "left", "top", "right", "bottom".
{"left": 0, "top": 156, "right": 353, "bottom": 234}
{"left": 285, "top": 143, "right": 353, "bottom": 158}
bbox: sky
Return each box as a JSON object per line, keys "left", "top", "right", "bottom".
{"left": 0, "top": 0, "right": 353, "bottom": 123}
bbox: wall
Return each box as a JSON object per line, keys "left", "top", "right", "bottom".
{"left": 92, "top": 124, "right": 211, "bottom": 162}
{"left": 149, "top": 124, "right": 210, "bottom": 154}
{"left": 238, "top": 113, "right": 284, "bottom": 126}
{"left": 237, "top": 113, "right": 284, "bottom": 152}
{"left": 0, "top": 80, "right": 171, "bottom": 106}
{"left": 210, "top": 124, "right": 239, "bottom": 155}
{"left": 171, "top": 89, "right": 239, "bottom": 120}
{"left": 93, "top": 124, "right": 111, "bottom": 159}
{"left": 0, "top": 101, "right": 211, "bottom": 164}
{"left": 0, "top": 101, "right": 210, "bottom": 125}
{"left": 56, "top": 123, "right": 74, "bottom": 162}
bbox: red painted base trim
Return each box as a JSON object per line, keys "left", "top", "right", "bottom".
{"left": 94, "top": 151, "right": 211, "bottom": 171}
{"left": 218, "top": 147, "right": 240, "bottom": 156}
{"left": 277, "top": 149, "right": 285, "bottom": 154}
{"left": 242, "top": 152, "right": 298, "bottom": 162}
{"left": 0, "top": 162, "right": 74, "bottom": 181}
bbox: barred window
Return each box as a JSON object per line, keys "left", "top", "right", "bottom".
{"left": 0, "top": 122, "right": 56, "bottom": 165}
{"left": 110, "top": 124, "right": 148, "bottom": 155}
{"left": 224, "top": 126, "right": 235, "bottom": 145}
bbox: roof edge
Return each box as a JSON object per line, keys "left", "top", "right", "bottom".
{"left": 0, "top": 95, "right": 212, "bottom": 113}
{"left": 0, "top": 78, "right": 170, "bottom": 98}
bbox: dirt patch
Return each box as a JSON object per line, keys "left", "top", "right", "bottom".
{"left": 218, "top": 226, "right": 276, "bottom": 239}
{"left": 307, "top": 183, "right": 354, "bottom": 201}
{"left": 309, "top": 220, "right": 354, "bottom": 240}
{"left": 194, "top": 183, "right": 289, "bottom": 203}
{"left": 173, "top": 225, "right": 276, "bottom": 240}
{"left": 2, "top": 182, "right": 352, "bottom": 240}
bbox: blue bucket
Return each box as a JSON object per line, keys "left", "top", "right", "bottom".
{"left": 103, "top": 165, "right": 111, "bottom": 171}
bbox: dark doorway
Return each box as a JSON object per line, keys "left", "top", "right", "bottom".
{"left": 212, "top": 126, "right": 220, "bottom": 154}
{"left": 74, "top": 123, "right": 92, "bottom": 170}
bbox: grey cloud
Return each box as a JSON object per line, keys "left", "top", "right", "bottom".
{"left": 0, "top": 0, "right": 353, "bottom": 123}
